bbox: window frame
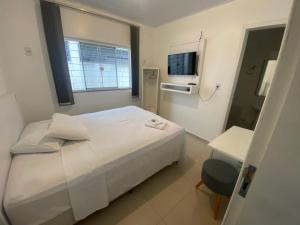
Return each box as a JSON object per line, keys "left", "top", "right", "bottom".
{"left": 64, "top": 37, "right": 132, "bottom": 93}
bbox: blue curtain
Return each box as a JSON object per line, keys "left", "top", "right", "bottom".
{"left": 130, "top": 26, "right": 140, "bottom": 97}
{"left": 40, "top": 0, "right": 74, "bottom": 105}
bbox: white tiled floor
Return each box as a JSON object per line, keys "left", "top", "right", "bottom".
{"left": 77, "top": 133, "right": 227, "bottom": 225}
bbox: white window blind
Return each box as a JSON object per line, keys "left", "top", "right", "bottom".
{"left": 65, "top": 39, "right": 131, "bottom": 91}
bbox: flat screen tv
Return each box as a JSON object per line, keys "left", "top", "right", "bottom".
{"left": 168, "top": 52, "right": 197, "bottom": 75}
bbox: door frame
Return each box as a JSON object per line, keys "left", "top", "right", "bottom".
{"left": 221, "top": 19, "right": 287, "bottom": 132}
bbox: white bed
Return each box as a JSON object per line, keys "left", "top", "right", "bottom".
{"left": 1, "top": 95, "right": 185, "bottom": 225}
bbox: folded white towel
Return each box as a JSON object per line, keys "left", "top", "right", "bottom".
{"left": 145, "top": 119, "right": 167, "bottom": 130}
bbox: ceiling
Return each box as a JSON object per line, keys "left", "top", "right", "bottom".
{"left": 71, "top": 0, "right": 233, "bottom": 27}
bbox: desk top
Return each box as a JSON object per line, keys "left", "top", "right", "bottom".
{"left": 208, "top": 126, "right": 254, "bottom": 161}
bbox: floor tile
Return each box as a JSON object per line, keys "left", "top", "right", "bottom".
{"left": 164, "top": 189, "right": 221, "bottom": 225}
{"left": 185, "top": 134, "right": 211, "bottom": 162}
{"left": 117, "top": 203, "right": 162, "bottom": 225}
{"left": 137, "top": 171, "right": 194, "bottom": 218}
{"left": 184, "top": 162, "right": 204, "bottom": 185}
{"left": 156, "top": 219, "right": 167, "bottom": 225}
{"left": 77, "top": 191, "right": 161, "bottom": 225}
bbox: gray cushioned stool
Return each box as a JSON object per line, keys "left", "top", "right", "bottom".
{"left": 195, "top": 159, "right": 238, "bottom": 219}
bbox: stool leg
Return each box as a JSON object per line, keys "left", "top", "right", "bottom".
{"left": 195, "top": 180, "right": 203, "bottom": 189}
{"left": 214, "top": 194, "right": 222, "bottom": 220}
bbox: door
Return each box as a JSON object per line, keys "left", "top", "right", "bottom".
{"left": 222, "top": 1, "right": 300, "bottom": 224}
{"left": 226, "top": 27, "right": 285, "bottom": 131}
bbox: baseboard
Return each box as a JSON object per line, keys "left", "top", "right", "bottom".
{"left": 185, "top": 129, "right": 211, "bottom": 142}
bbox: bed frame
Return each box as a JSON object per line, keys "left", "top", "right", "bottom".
{"left": 0, "top": 94, "right": 24, "bottom": 225}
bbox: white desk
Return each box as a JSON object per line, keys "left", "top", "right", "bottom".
{"left": 209, "top": 126, "right": 254, "bottom": 162}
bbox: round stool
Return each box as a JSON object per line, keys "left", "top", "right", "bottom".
{"left": 195, "top": 159, "right": 239, "bottom": 219}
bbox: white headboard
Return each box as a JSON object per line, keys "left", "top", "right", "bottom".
{"left": 0, "top": 94, "right": 24, "bottom": 225}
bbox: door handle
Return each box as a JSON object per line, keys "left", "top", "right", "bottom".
{"left": 239, "top": 165, "right": 257, "bottom": 198}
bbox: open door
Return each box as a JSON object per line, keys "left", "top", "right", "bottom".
{"left": 223, "top": 1, "right": 300, "bottom": 224}
{"left": 225, "top": 26, "right": 285, "bottom": 131}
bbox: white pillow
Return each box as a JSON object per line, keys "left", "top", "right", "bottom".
{"left": 11, "top": 120, "right": 64, "bottom": 154}
{"left": 47, "top": 113, "right": 90, "bottom": 141}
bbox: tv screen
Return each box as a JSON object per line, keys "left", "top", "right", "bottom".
{"left": 168, "top": 52, "right": 197, "bottom": 75}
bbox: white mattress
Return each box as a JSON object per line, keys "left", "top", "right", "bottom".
{"left": 4, "top": 106, "right": 185, "bottom": 225}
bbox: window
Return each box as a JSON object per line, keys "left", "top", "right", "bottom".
{"left": 64, "top": 39, "right": 131, "bottom": 92}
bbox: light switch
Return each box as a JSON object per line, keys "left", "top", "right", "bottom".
{"left": 24, "top": 47, "right": 32, "bottom": 56}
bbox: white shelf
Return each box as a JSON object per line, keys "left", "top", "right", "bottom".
{"left": 142, "top": 67, "right": 160, "bottom": 114}
{"left": 143, "top": 66, "right": 160, "bottom": 70}
{"left": 160, "top": 82, "right": 199, "bottom": 95}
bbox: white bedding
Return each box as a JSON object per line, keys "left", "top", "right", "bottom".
{"left": 60, "top": 141, "right": 108, "bottom": 221}
{"left": 4, "top": 106, "right": 185, "bottom": 225}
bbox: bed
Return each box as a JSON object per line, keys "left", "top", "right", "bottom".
{"left": 0, "top": 94, "right": 185, "bottom": 225}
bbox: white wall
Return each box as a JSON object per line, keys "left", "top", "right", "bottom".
{"left": 0, "top": 0, "right": 154, "bottom": 122}
{"left": 61, "top": 7, "right": 130, "bottom": 47}
{"left": 0, "top": 49, "right": 7, "bottom": 96}
{"left": 153, "top": 0, "right": 293, "bottom": 140}
{"left": 0, "top": 0, "right": 293, "bottom": 136}
{"left": 0, "top": 66, "right": 7, "bottom": 96}
{"left": 0, "top": 4, "right": 7, "bottom": 97}
{"left": 1, "top": 0, "right": 60, "bottom": 122}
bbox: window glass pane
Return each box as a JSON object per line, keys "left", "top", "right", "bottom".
{"left": 79, "top": 42, "right": 101, "bottom": 89}
{"left": 99, "top": 47, "right": 117, "bottom": 88}
{"left": 64, "top": 40, "right": 70, "bottom": 62}
{"left": 64, "top": 39, "right": 131, "bottom": 91}
{"left": 116, "top": 48, "right": 130, "bottom": 88}
{"left": 82, "top": 62, "right": 102, "bottom": 89}
{"left": 65, "top": 40, "right": 86, "bottom": 91}
{"left": 80, "top": 43, "right": 100, "bottom": 63}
